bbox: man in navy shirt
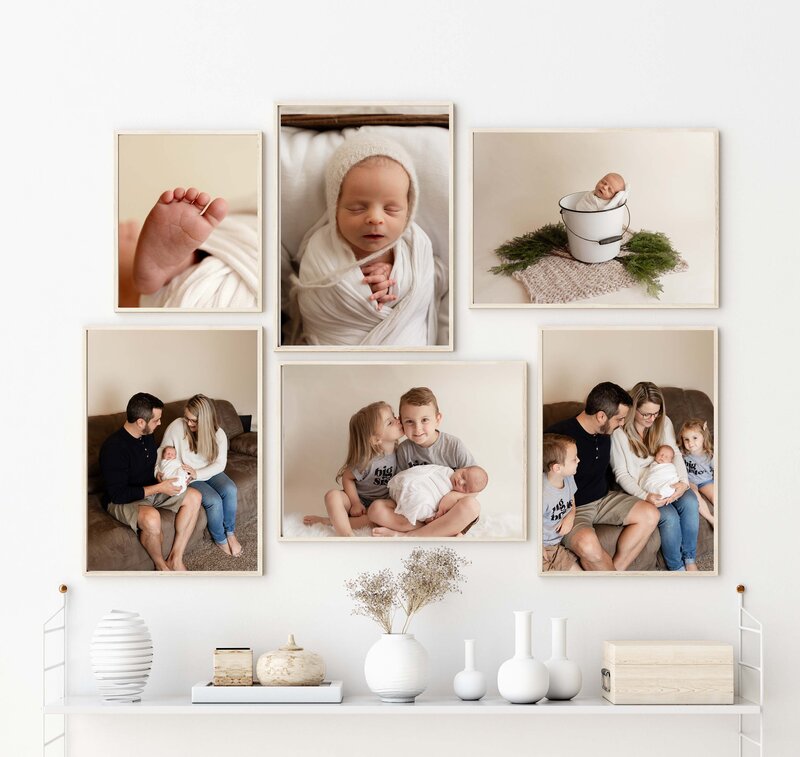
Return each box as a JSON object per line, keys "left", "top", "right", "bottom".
{"left": 546, "top": 382, "right": 659, "bottom": 571}
{"left": 99, "top": 393, "right": 202, "bottom": 571}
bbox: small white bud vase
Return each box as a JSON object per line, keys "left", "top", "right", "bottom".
{"left": 453, "top": 639, "right": 487, "bottom": 701}
{"left": 364, "top": 633, "right": 428, "bottom": 703}
{"left": 90, "top": 610, "right": 153, "bottom": 703}
{"left": 497, "top": 610, "right": 549, "bottom": 704}
{"left": 544, "top": 617, "right": 582, "bottom": 700}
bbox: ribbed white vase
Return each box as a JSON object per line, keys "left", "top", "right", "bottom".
{"left": 544, "top": 617, "right": 582, "bottom": 700}
{"left": 90, "top": 610, "right": 153, "bottom": 702}
{"left": 497, "top": 610, "right": 549, "bottom": 704}
{"left": 364, "top": 634, "right": 428, "bottom": 703}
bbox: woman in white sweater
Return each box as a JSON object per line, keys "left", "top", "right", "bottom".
{"left": 610, "top": 382, "right": 700, "bottom": 572}
{"left": 158, "top": 395, "right": 241, "bottom": 557}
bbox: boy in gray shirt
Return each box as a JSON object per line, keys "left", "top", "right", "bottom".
{"left": 541, "top": 434, "right": 582, "bottom": 572}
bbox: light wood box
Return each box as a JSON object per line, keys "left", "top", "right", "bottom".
{"left": 601, "top": 640, "right": 734, "bottom": 705}
{"left": 213, "top": 648, "right": 253, "bottom": 686}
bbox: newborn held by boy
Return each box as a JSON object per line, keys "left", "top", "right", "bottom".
{"left": 389, "top": 464, "right": 488, "bottom": 526}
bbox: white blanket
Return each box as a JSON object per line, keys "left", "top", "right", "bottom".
{"left": 140, "top": 212, "right": 259, "bottom": 309}
{"left": 389, "top": 464, "right": 454, "bottom": 525}
{"left": 640, "top": 461, "right": 679, "bottom": 498}
{"left": 156, "top": 458, "right": 189, "bottom": 494}
{"left": 291, "top": 220, "right": 437, "bottom": 347}
{"left": 575, "top": 189, "right": 628, "bottom": 212}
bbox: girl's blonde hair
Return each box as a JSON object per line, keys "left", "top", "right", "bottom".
{"left": 678, "top": 418, "right": 714, "bottom": 457}
{"left": 622, "top": 382, "right": 666, "bottom": 459}
{"left": 337, "top": 401, "right": 392, "bottom": 483}
{"left": 184, "top": 394, "right": 220, "bottom": 464}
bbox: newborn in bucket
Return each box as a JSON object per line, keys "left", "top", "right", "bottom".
{"left": 389, "top": 464, "right": 488, "bottom": 526}
{"left": 576, "top": 172, "right": 627, "bottom": 211}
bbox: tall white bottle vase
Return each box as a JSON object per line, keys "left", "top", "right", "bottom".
{"left": 544, "top": 617, "right": 582, "bottom": 700}
{"left": 453, "top": 639, "right": 487, "bottom": 701}
{"left": 496, "top": 610, "right": 549, "bottom": 704}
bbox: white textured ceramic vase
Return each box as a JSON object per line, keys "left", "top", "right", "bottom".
{"left": 544, "top": 617, "right": 582, "bottom": 700}
{"left": 497, "top": 610, "right": 549, "bottom": 704}
{"left": 90, "top": 610, "right": 153, "bottom": 702}
{"left": 364, "top": 634, "right": 428, "bottom": 703}
{"left": 453, "top": 639, "right": 487, "bottom": 701}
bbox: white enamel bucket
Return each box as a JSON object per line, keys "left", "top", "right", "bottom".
{"left": 559, "top": 192, "right": 630, "bottom": 264}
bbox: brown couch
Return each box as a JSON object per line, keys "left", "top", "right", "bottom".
{"left": 543, "top": 387, "right": 715, "bottom": 571}
{"left": 87, "top": 399, "right": 258, "bottom": 571}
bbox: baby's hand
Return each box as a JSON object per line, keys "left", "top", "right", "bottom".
{"left": 361, "top": 261, "right": 396, "bottom": 310}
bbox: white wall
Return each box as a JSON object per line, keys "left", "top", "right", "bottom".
{"left": 4, "top": 2, "right": 797, "bottom": 756}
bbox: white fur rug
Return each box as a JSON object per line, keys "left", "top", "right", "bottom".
{"left": 283, "top": 512, "right": 523, "bottom": 539}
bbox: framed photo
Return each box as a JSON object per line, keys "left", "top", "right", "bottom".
{"left": 472, "top": 129, "right": 718, "bottom": 308}
{"left": 276, "top": 102, "right": 453, "bottom": 351}
{"left": 281, "top": 362, "right": 526, "bottom": 540}
{"left": 85, "top": 327, "right": 262, "bottom": 574}
{"left": 116, "top": 131, "right": 262, "bottom": 312}
{"left": 539, "top": 327, "right": 718, "bottom": 575}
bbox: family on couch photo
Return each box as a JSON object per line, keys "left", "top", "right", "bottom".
{"left": 540, "top": 328, "right": 717, "bottom": 574}
{"left": 86, "top": 328, "right": 261, "bottom": 574}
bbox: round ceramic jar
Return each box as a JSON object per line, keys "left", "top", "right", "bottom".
{"left": 256, "top": 635, "right": 325, "bottom": 686}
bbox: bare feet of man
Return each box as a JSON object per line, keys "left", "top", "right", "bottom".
{"left": 133, "top": 187, "right": 228, "bottom": 294}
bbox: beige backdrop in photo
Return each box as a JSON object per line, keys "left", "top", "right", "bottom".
{"left": 473, "top": 130, "right": 717, "bottom": 306}
{"left": 117, "top": 133, "right": 260, "bottom": 222}
{"left": 541, "top": 329, "right": 715, "bottom": 404}
{"left": 282, "top": 363, "right": 525, "bottom": 532}
{"left": 87, "top": 329, "right": 259, "bottom": 419}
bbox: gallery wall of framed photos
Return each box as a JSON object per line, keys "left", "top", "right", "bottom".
{"left": 7, "top": 2, "right": 799, "bottom": 756}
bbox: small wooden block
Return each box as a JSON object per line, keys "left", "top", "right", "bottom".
{"left": 213, "top": 648, "right": 253, "bottom": 687}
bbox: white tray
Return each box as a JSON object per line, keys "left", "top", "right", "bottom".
{"left": 191, "top": 680, "right": 343, "bottom": 704}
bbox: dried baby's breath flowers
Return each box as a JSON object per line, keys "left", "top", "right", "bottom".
{"left": 345, "top": 547, "right": 470, "bottom": 634}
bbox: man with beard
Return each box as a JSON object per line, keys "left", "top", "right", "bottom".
{"left": 99, "top": 392, "right": 202, "bottom": 571}
{"left": 546, "top": 382, "right": 659, "bottom": 571}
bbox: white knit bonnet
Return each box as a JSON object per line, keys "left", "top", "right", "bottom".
{"left": 325, "top": 134, "right": 419, "bottom": 233}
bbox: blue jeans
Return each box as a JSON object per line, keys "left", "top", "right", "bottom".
{"left": 190, "top": 473, "right": 238, "bottom": 545}
{"left": 658, "top": 489, "right": 700, "bottom": 570}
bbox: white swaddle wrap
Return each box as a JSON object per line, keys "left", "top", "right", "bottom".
{"left": 156, "top": 457, "right": 189, "bottom": 494}
{"left": 576, "top": 189, "right": 629, "bottom": 212}
{"left": 289, "top": 134, "right": 438, "bottom": 346}
{"left": 140, "top": 212, "right": 259, "bottom": 309}
{"left": 389, "top": 464, "right": 454, "bottom": 525}
{"left": 640, "top": 461, "right": 679, "bottom": 498}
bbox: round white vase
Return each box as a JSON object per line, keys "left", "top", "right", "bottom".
{"left": 90, "top": 610, "right": 153, "bottom": 703}
{"left": 364, "top": 633, "right": 428, "bottom": 703}
{"left": 497, "top": 610, "right": 549, "bottom": 704}
{"left": 544, "top": 617, "right": 582, "bottom": 700}
{"left": 453, "top": 639, "right": 487, "bottom": 701}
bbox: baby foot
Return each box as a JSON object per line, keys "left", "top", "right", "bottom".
{"left": 226, "top": 533, "right": 243, "bottom": 558}
{"left": 133, "top": 187, "right": 228, "bottom": 294}
{"left": 303, "top": 515, "right": 332, "bottom": 526}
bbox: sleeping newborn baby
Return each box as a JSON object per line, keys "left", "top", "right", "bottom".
{"left": 389, "top": 464, "right": 488, "bottom": 526}
{"left": 576, "top": 172, "right": 627, "bottom": 211}
{"left": 156, "top": 445, "right": 189, "bottom": 494}
{"left": 640, "top": 444, "right": 680, "bottom": 499}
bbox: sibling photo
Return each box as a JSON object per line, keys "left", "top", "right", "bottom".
{"left": 116, "top": 132, "right": 262, "bottom": 311}
{"left": 473, "top": 129, "right": 718, "bottom": 308}
{"left": 85, "top": 328, "right": 262, "bottom": 574}
{"left": 539, "top": 328, "right": 717, "bottom": 575}
{"left": 282, "top": 362, "right": 525, "bottom": 540}
{"left": 277, "top": 103, "right": 453, "bottom": 350}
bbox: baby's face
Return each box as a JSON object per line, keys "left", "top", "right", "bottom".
{"left": 162, "top": 447, "right": 176, "bottom": 461}
{"left": 450, "top": 467, "right": 487, "bottom": 494}
{"left": 654, "top": 446, "right": 674, "bottom": 465}
{"left": 336, "top": 159, "right": 410, "bottom": 260}
{"left": 594, "top": 173, "right": 625, "bottom": 200}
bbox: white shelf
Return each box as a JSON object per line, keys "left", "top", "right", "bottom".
{"left": 43, "top": 695, "right": 760, "bottom": 716}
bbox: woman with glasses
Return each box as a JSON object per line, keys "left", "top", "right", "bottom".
{"left": 610, "top": 382, "right": 700, "bottom": 571}
{"left": 158, "top": 395, "right": 241, "bottom": 557}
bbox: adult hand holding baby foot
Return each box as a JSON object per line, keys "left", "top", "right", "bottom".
{"left": 133, "top": 186, "right": 228, "bottom": 295}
